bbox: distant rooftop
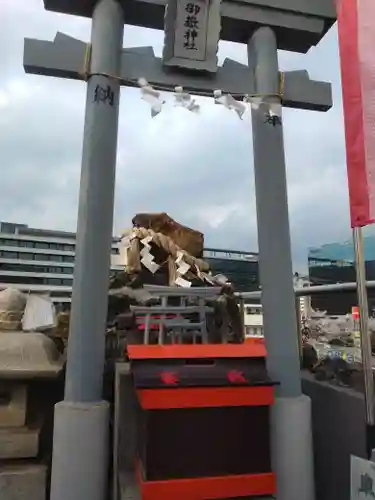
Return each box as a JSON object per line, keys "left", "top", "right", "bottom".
{"left": 0, "top": 222, "right": 120, "bottom": 242}
{"left": 204, "top": 247, "right": 258, "bottom": 262}
{"left": 0, "top": 221, "right": 77, "bottom": 239}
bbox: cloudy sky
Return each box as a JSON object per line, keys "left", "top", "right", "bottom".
{"left": 1, "top": 1, "right": 361, "bottom": 271}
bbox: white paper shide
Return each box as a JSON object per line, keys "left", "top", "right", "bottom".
{"left": 163, "top": 0, "right": 221, "bottom": 72}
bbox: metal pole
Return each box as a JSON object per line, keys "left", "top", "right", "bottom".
{"left": 238, "top": 279, "right": 375, "bottom": 300}
{"left": 248, "top": 27, "right": 301, "bottom": 398}
{"left": 64, "top": 0, "right": 124, "bottom": 402}
{"left": 353, "top": 226, "right": 375, "bottom": 456}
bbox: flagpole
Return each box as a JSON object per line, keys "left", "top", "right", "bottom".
{"left": 353, "top": 226, "right": 375, "bottom": 457}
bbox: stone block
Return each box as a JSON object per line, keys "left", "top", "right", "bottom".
{"left": 0, "top": 463, "right": 46, "bottom": 500}
{"left": 0, "top": 422, "right": 41, "bottom": 459}
{"left": 0, "top": 383, "right": 27, "bottom": 428}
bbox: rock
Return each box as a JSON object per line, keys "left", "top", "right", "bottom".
{"left": 132, "top": 212, "right": 204, "bottom": 258}
{"left": 328, "top": 334, "right": 354, "bottom": 348}
{"left": 329, "top": 338, "right": 346, "bottom": 347}
{"left": 313, "top": 357, "right": 359, "bottom": 387}
{"left": 343, "top": 335, "right": 355, "bottom": 347}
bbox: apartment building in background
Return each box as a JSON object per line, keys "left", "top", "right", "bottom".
{"left": 0, "top": 221, "right": 123, "bottom": 303}
{"left": 203, "top": 248, "right": 260, "bottom": 293}
{"left": 308, "top": 236, "right": 375, "bottom": 314}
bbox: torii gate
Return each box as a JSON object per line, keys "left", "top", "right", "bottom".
{"left": 24, "top": 1, "right": 335, "bottom": 499}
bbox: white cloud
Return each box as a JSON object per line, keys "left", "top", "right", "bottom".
{"left": 0, "top": 1, "right": 352, "bottom": 272}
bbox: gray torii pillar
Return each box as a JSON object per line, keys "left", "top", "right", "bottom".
{"left": 249, "top": 27, "right": 315, "bottom": 500}
{"left": 49, "top": 1, "right": 124, "bottom": 500}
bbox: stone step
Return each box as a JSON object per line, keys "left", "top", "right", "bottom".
{"left": 0, "top": 421, "right": 41, "bottom": 460}
{"left": 0, "top": 463, "right": 47, "bottom": 500}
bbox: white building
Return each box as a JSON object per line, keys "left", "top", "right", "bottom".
{"left": 243, "top": 303, "right": 263, "bottom": 337}
{"left": 293, "top": 273, "right": 312, "bottom": 319}
{"left": 0, "top": 221, "right": 124, "bottom": 304}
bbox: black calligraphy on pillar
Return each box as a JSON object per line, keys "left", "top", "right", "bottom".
{"left": 184, "top": 3, "right": 201, "bottom": 50}
{"left": 264, "top": 111, "right": 282, "bottom": 126}
{"left": 358, "top": 472, "right": 375, "bottom": 498}
{"left": 93, "top": 84, "right": 115, "bottom": 106}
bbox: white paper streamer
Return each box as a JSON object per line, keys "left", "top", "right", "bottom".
{"left": 175, "top": 276, "right": 192, "bottom": 288}
{"left": 140, "top": 246, "right": 151, "bottom": 258}
{"left": 248, "top": 96, "right": 264, "bottom": 110}
{"left": 214, "top": 89, "right": 246, "bottom": 119}
{"left": 175, "top": 251, "right": 191, "bottom": 285}
{"left": 136, "top": 85, "right": 284, "bottom": 120}
{"left": 174, "top": 86, "right": 200, "bottom": 113}
{"left": 141, "top": 235, "right": 153, "bottom": 248}
{"left": 138, "top": 78, "right": 165, "bottom": 117}
{"left": 176, "top": 251, "right": 184, "bottom": 264}
{"left": 139, "top": 236, "right": 160, "bottom": 274}
{"left": 177, "top": 260, "right": 190, "bottom": 276}
{"left": 212, "top": 274, "right": 230, "bottom": 285}
{"left": 141, "top": 253, "right": 160, "bottom": 274}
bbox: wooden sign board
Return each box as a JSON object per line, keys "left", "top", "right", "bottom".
{"left": 163, "top": 0, "right": 221, "bottom": 72}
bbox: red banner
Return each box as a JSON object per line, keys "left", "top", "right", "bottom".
{"left": 337, "top": 0, "right": 375, "bottom": 227}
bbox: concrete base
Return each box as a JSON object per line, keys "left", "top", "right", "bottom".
{"left": 271, "top": 394, "right": 315, "bottom": 500}
{"left": 302, "top": 372, "right": 366, "bottom": 500}
{"left": 0, "top": 463, "right": 47, "bottom": 500}
{"left": 50, "top": 400, "right": 110, "bottom": 500}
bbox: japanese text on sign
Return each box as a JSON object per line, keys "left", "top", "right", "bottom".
{"left": 174, "top": 0, "right": 209, "bottom": 61}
